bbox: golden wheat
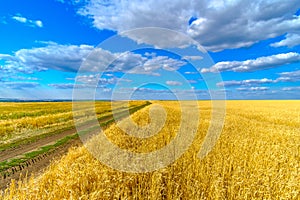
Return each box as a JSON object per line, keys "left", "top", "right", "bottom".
{"left": 0, "top": 101, "right": 146, "bottom": 145}
{"left": 1, "top": 100, "right": 299, "bottom": 199}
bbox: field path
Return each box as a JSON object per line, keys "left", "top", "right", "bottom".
{"left": 0, "top": 102, "right": 150, "bottom": 163}
{"left": 0, "top": 137, "right": 82, "bottom": 190}
{"left": 0, "top": 102, "right": 151, "bottom": 190}
{"left": 0, "top": 128, "right": 77, "bottom": 163}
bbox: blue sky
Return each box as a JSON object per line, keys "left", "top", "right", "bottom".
{"left": 0, "top": 0, "right": 300, "bottom": 100}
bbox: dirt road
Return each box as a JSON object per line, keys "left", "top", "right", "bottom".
{"left": 0, "top": 102, "right": 152, "bottom": 191}
{"left": 0, "top": 137, "right": 82, "bottom": 190}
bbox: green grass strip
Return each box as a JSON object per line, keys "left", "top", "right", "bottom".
{"left": 0, "top": 101, "right": 151, "bottom": 152}
{"left": 0, "top": 101, "right": 151, "bottom": 174}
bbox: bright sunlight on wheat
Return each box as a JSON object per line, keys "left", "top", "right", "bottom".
{"left": 1, "top": 100, "right": 300, "bottom": 199}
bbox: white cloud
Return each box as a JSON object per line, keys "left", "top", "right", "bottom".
{"left": 184, "top": 71, "right": 198, "bottom": 74}
{"left": 107, "top": 52, "right": 187, "bottom": 75}
{"left": 217, "top": 78, "right": 274, "bottom": 87}
{"left": 0, "top": 42, "right": 187, "bottom": 75}
{"left": 271, "top": 33, "right": 300, "bottom": 48}
{"left": 109, "top": 52, "right": 147, "bottom": 73}
{"left": 35, "top": 20, "right": 43, "bottom": 28}
{"left": 12, "top": 16, "right": 27, "bottom": 23}
{"left": 188, "top": 80, "right": 197, "bottom": 84}
{"left": 103, "top": 88, "right": 112, "bottom": 92}
{"left": 0, "top": 42, "right": 94, "bottom": 73}
{"left": 75, "top": 74, "right": 118, "bottom": 87}
{"left": 12, "top": 15, "right": 43, "bottom": 28}
{"left": 48, "top": 83, "right": 76, "bottom": 89}
{"left": 166, "top": 80, "right": 182, "bottom": 86}
{"left": 111, "top": 87, "right": 210, "bottom": 100}
{"left": 104, "top": 73, "right": 114, "bottom": 77}
{"left": 237, "top": 87, "right": 269, "bottom": 91}
{"left": 217, "top": 69, "right": 300, "bottom": 88}
{"left": 75, "top": 0, "right": 300, "bottom": 51}
{"left": 75, "top": 74, "right": 99, "bottom": 84}
{"left": 201, "top": 52, "right": 300, "bottom": 73}
{"left": 182, "top": 55, "right": 203, "bottom": 61}
{"left": 142, "top": 56, "right": 186, "bottom": 72}
{"left": 282, "top": 86, "right": 300, "bottom": 91}
{"left": 77, "top": 0, "right": 191, "bottom": 32}
{"left": 1, "top": 82, "right": 40, "bottom": 89}
{"left": 277, "top": 70, "right": 300, "bottom": 82}
{"left": 121, "top": 28, "right": 201, "bottom": 50}
{"left": 48, "top": 82, "right": 109, "bottom": 89}
{"left": 0, "top": 53, "right": 14, "bottom": 59}
{"left": 48, "top": 83, "right": 108, "bottom": 90}
{"left": 10, "top": 76, "right": 40, "bottom": 81}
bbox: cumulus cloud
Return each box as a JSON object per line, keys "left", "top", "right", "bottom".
{"left": 166, "top": 80, "right": 182, "bottom": 86}
{"left": 86, "top": 50, "right": 187, "bottom": 75}
{"left": 135, "top": 55, "right": 186, "bottom": 72}
{"left": 0, "top": 42, "right": 187, "bottom": 75}
{"left": 0, "top": 42, "right": 94, "bottom": 73}
{"left": 75, "top": 74, "right": 119, "bottom": 87}
{"left": 271, "top": 33, "right": 300, "bottom": 48}
{"left": 74, "top": 0, "right": 300, "bottom": 51}
{"left": 201, "top": 52, "right": 300, "bottom": 73}
{"left": 121, "top": 28, "right": 202, "bottom": 51}
{"left": 12, "top": 15, "right": 43, "bottom": 28}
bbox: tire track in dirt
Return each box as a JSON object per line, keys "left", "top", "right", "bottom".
{"left": 0, "top": 128, "right": 77, "bottom": 163}
{"left": 0, "top": 102, "right": 151, "bottom": 191}
{"left": 0, "top": 108, "right": 136, "bottom": 163}
{"left": 0, "top": 138, "right": 82, "bottom": 190}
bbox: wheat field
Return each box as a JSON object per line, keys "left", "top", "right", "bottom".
{"left": 1, "top": 100, "right": 299, "bottom": 199}
{"left": 0, "top": 101, "right": 146, "bottom": 146}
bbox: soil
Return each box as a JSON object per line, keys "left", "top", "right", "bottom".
{"left": 0, "top": 137, "right": 82, "bottom": 191}
{"left": 0, "top": 116, "right": 115, "bottom": 191}
{"left": 0, "top": 119, "right": 99, "bottom": 163}
{"left": 0, "top": 116, "right": 122, "bottom": 191}
{"left": 0, "top": 129, "right": 77, "bottom": 163}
